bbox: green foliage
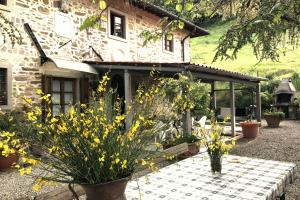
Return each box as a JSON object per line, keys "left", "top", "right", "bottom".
{"left": 161, "top": 73, "right": 210, "bottom": 116}
{"left": 263, "top": 111, "right": 285, "bottom": 119}
{"left": 0, "top": 110, "right": 26, "bottom": 134}
{"left": 0, "top": 12, "right": 22, "bottom": 46}
{"left": 291, "top": 72, "right": 300, "bottom": 90}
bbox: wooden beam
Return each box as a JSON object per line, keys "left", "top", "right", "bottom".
{"left": 124, "top": 70, "right": 132, "bottom": 130}
{"left": 256, "top": 83, "right": 262, "bottom": 122}
{"left": 210, "top": 82, "right": 217, "bottom": 111}
{"left": 230, "top": 82, "right": 236, "bottom": 137}
{"left": 183, "top": 110, "right": 192, "bottom": 136}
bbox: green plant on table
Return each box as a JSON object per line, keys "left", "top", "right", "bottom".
{"left": 16, "top": 74, "right": 176, "bottom": 190}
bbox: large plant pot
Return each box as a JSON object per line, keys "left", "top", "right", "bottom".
{"left": 240, "top": 122, "right": 260, "bottom": 138}
{"left": 264, "top": 115, "right": 281, "bottom": 128}
{"left": 81, "top": 176, "right": 130, "bottom": 200}
{"left": 0, "top": 153, "right": 19, "bottom": 171}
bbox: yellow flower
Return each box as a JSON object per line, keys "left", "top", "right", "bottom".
{"left": 19, "top": 168, "right": 26, "bottom": 176}
{"left": 93, "top": 138, "right": 100, "bottom": 144}
{"left": 33, "top": 184, "right": 41, "bottom": 191}
{"left": 121, "top": 160, "right": 127, "bottom": 169}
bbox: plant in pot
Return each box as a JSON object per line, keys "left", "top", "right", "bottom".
{"left": 0, "top": 110, "right": 26, "bottom": 171}
{"left": 240, "top": 106, "right": 261, "bottom": 138}
{"left": 16, "top": 75, "right": 176, "bottom": 200}
{"left": 0, "top": 131, "right": 23, "bottom": 171}
{"left": 263, "top": 110, "right": 285, "bottom": 128}
{"left": 197, "top": 120, "right": 235, "bottom": 174}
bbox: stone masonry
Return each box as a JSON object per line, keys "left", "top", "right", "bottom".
{"left": 0, "top": 0, "right": 192, "bottom": 108}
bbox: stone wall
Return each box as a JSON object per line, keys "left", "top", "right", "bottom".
{"left": 0, "top": 0, "right": 191, "bottom": 108}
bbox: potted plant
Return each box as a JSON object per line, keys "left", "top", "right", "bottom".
{"left": 240, "top": 106, "right": 261, "bottom": 138}
{"left": 0, "top": 110, "right": 25, "bottom": 171}
{"left": 0, "top": 131, "right": 22, "bottom": 171}
{"left": 197, "top": 120, "right": 235, "bottom": 174}
{"left": 16, "top": 75, "right": 175, "bottom": 199}
{"left": 263, "top": 110, "right": 285, "bottom": 127}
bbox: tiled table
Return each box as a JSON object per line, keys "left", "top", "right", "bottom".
{"left": 126, "top": 153, "right": 297, "bottom": 200}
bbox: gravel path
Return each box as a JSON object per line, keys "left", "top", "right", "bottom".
{"left": 230, "top": 120, "right": 300, "bottom": 200}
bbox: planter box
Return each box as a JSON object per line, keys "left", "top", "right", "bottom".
{"left": 240, "top": 122, "right": 260, "bottom": 138}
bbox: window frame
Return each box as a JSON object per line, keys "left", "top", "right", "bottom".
{"left": 108, "top": 8, "right": 127, "bottom": 42}
{"left": 0, "top": 61, "right": 12, "bottom": 110}
{"left": 51, "top": 77, "right": 77, "bottom": 115}
{"left": 0, "top": 0, "right": 13, "bottom": 12}
{"left": 164, "top": 34, "right": 174, "bottom": 53}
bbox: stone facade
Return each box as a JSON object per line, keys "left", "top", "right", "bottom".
{"left": 0, "top": 0, "right": 192, "bottom": 109}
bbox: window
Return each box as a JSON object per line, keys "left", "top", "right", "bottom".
{"left": 51, "top": 78, "right": 76, "bottom": 115}
{"left": 110, "top": 11, "right": 126, "bottom": 39}
{"left": 164, "top": 34, "right": 174, "bottom": 52}
{"left": 0, "top": 68, "right": 7, "bottom": 105}
{"left": 0, "top": 0, "right": 7, "bottom": 6}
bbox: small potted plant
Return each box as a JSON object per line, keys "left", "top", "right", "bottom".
{"left": 263, "top": 110, "right": 285, "bottom": 128}
{"left": 197, "top": 120, "right": 235, "bottom": 174}
{"left": 240, "top": 106, "right": 260, "bottom": 138}
{"left": 0, "top": 131, "right": 22, "bottom": 171}
{"left": 0, "top": 110, "right": 25, "bottom": 171}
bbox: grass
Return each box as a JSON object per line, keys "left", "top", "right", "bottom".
{"left": 191, "top": 21, "right": 300, "bottom": 79}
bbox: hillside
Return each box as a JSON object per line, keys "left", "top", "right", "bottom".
{"left": 190, "top": 21, "right": 300, "bottom": 79}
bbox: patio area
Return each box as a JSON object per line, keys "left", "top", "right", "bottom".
{"left": 1, "top": 120, "right": 299, "bottom": 200}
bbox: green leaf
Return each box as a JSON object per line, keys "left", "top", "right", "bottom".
{"left": 167, "top": 34, "right": 173, "bottom": 40}
{"left": 176, "top": 4, "right": 183, "bottom": 12}
{"left": 178, "top": 21, "right": 184, "bottom": 29}
{"left": 185, "top": 3, "right": 193, "bottom": 11}
{"left": 99, "top": 0, "right": 107, "bottom": 9}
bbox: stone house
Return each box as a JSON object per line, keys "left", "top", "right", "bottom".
{"left": 1, "top": 0, "right": 265, "bottom": 135}
{"left": 0, "top": 0, "right": 208, "bottom": 114}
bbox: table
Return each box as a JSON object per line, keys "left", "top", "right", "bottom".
{"left": 126, "top": 153, "right": 297, "bottom": 200}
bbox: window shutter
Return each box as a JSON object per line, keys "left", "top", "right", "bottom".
{"left": 80, "top": 78, "right": 89, "bottom": 105}
{"left": 41, "top": 75, "right": 52, "bottom": 117}
{"left": 42, "top": 75, "right": 52, "bottom": 94}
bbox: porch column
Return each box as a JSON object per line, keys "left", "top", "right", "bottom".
{"left": 183, "top": 110, "right": 192, "bottom": 137}
{"left": 210, "top": 81, "right": 217, "bottom": 111}
{"left": 256, "top": 83, "right": 262, "bottom": 122}
{"left": 124, "top": 70, "right": 132, "bottom": 130}
{"left": 230, "top": 82, "right": 236, "bottom": 136}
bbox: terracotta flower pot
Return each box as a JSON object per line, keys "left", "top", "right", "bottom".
{"left": 240, "top": 121, "right": 260, "bottom": 138}
{"left": 264, "top": 115, "right": 281, "bottom": 128}
{"left": 81, "top": 176, "right": 130, "bottom": 200}
{"left": 0, "top": 153, "right": 19, "bottom": 171}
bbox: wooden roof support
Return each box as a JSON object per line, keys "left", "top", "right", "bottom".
{"left": 230, "top": 81, "right": 236, "bottom": 137}
{"left": 256, "top": 83, "right": 262, "bottom": 122}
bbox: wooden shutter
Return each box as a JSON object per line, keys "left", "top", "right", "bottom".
{"left": 80, "top": 78, "right": 89, "bottom": 105}
{"left": 42, "top": 75, "right": 52, "bottom": 95}
{"left": 41, "top": 75, "right": 52, "bottom": 117}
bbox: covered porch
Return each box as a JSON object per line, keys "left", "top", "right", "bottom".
{"left": 84, "top": 61, "right": 266, "bottom": 137}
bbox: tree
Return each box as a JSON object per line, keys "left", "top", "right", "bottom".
{"left": 82, "top": 0, "right": 299, "bottom": 63}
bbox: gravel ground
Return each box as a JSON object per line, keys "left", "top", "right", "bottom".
{"left": 0, "top": 167, "right": 63, "bottom": 200}
{"left": 230, "top": 120, "right": 300, "bottom": 200}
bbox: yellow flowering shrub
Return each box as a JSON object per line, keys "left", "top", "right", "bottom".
{"left": 196, "top": 118, "right": 235, "bottom": 158}
{"left": 17, "top": 74, "right": 176, "bottom": 187}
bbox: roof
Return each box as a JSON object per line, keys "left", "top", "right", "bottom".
{"left": 275, "top": 78, "right": 297, "bottom": 94}
{"left": 84, "top": 61, "right": 266, "bottom": 84}
{"left": 131, "top": 0, "right": 209, "bottom": 38}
